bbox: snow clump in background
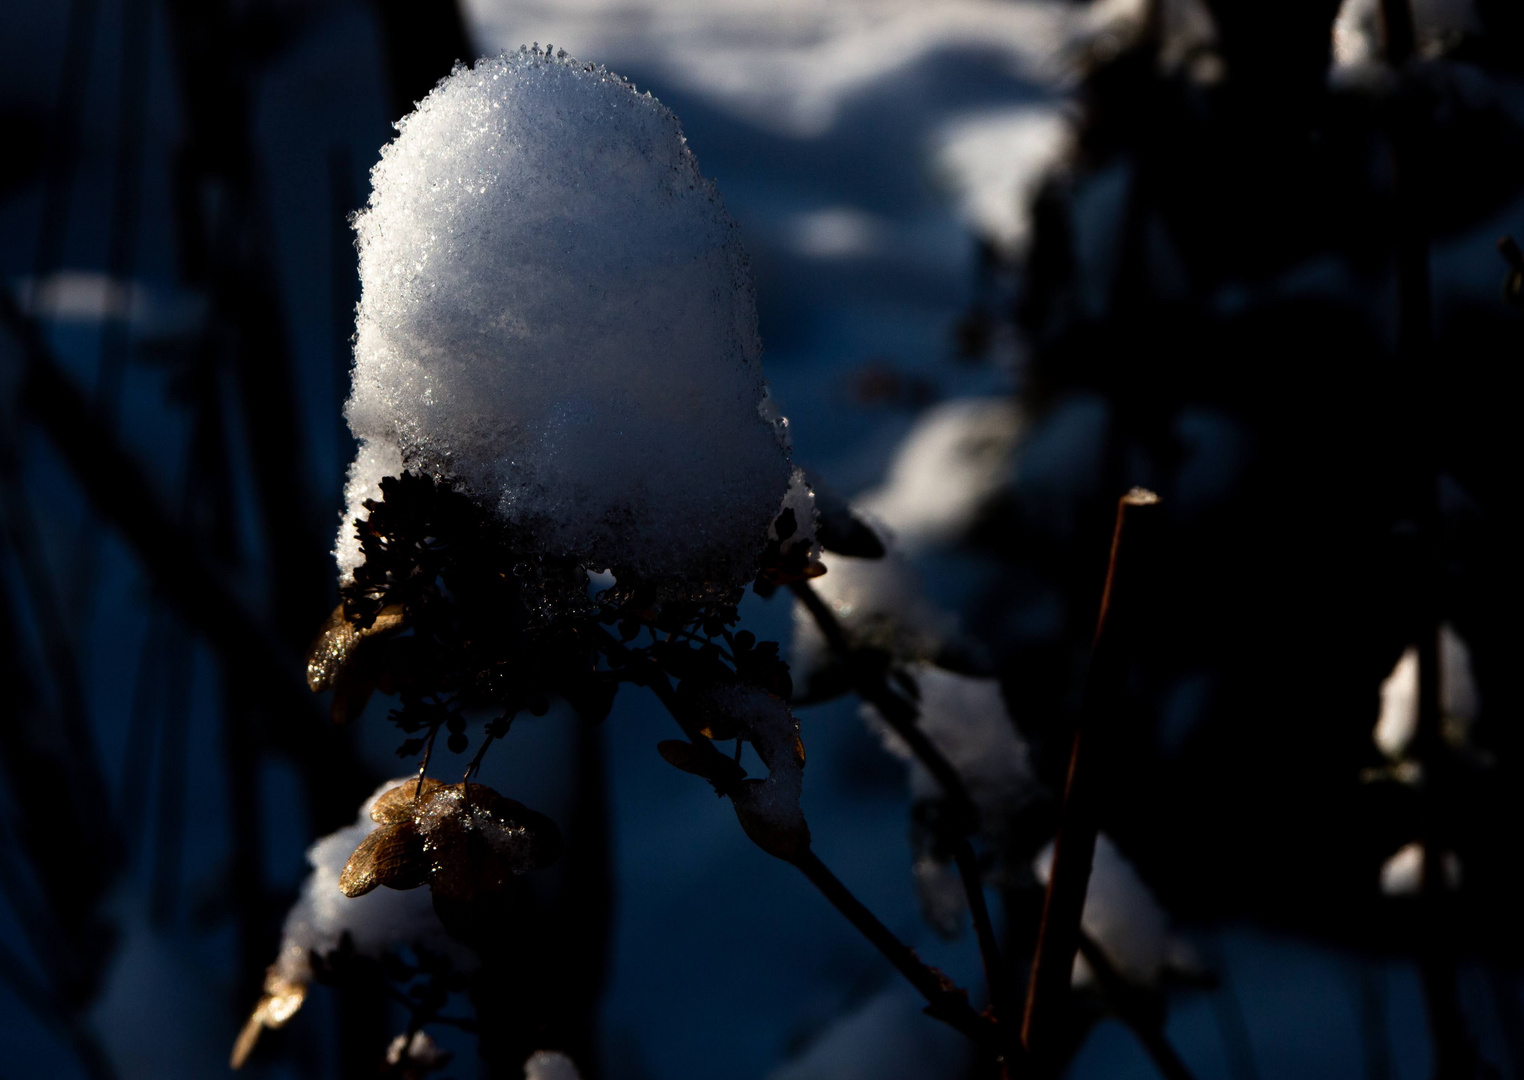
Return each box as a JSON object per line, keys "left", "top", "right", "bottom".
{"left": 339, "top": 47, "right": 792, "bottom": 591}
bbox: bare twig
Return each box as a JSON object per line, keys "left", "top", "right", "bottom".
{"left": 612, "top": 627, "right": 1000, "bottom": 1056}
{"left": 793, "top": 848, "right": 1000, "bottom": 1052}
{"left": 1021, "top": 488, "right": 1160, "bottom": 1064}
{"left": 790, "top": 578, "right": 1017, "bottom": 1064}
{"left": 1076, "top": 933, "right": 1196, "bottom": 1080}
{"left": 1378, "top": 1, "right": 1479, "bottom": 1072}
{"left": 955, "top": 842, "right": 1014, "bottom": 1031}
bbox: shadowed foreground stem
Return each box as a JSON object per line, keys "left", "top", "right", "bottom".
{"left": 791, "top": 577, "right": 1015, "bottom": 1059}
{"left": 1022, "top": 488, "right": 1161, "bottom": 1067}
{"left": 793, "top": 848, "right": 1000, "bottom": 1051}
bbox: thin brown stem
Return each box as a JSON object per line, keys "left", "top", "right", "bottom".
{"left": 955, "top": 842, "right": 1012, "bottom": 1025}
{"left": 1076, "top": 933, "right": 1197, "bottom": 1080}
{"left": 1021, "top": 489, "right": 1160, "bottom": 1065}
{"left": 610, "top": 624, "right": 1000, "bottom": 1058}
{"left": 793, "top": 848, "right": 1001, "bottom": 1053}
{"left": 791, "top": 577, "right": 1017, "bottom": 1062}
{"left": 416, "top": 723, "right": 441, "bottom": 798}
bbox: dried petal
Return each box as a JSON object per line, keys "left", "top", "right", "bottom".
{"left": 306, "top": 605, "right": 359, "bottom": 692}
{"left": 305, "top": 603, "right": 407, "bottom": 694}
{"left": 338, "top": 825, "right": 390, "bottom": 898}
{"left": 371, "top": 777, "right": 446, "bottom": 825}
{"left": 414, "top": 783, "right": 564, "bottom": 901}
{"left": 230, "top": 974, "right": 307, "bottom": 1069}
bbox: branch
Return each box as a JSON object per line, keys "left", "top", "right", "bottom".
{"left": 1021, "top": 488, "right": 1160, "bottom": 1063}
{"left": 793, "top": 849, "right": 1000, "bottom": 1052}
{"left": 611, "top": 628, "right": 1001, "bottom": 1056}
{"left": 791, "top": 578, "right": 1015, "bottom": 1061}
{"left": 1076, "top": 933, "right": 1197, "bottom": 1080}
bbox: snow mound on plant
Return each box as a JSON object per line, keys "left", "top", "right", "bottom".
{"left": 340, "top": 47, "right": 791, "bottom": 590}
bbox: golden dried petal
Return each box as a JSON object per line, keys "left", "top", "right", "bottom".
{"left": 370, "top": 605, "right": 406, "bottom": 634}
{"left": 261, "top": 979, "right": 307, "bottom": 1025}
{"left": 305, "top": 604, "right": 408, "bottom": 694}
{"left": 370, "top": 777, "right": 446, "bottom": 825}
{"left": 305, "top": 605, "right": 359, "bottom": 692}
{"left": 416, "top": 783, "right": 564, "bottom": 900}
{"left": 230, "top": 1011, "right": 264, "bottom": 1070}
{"left": 230, "top": 978, "right": 307, "bottom": 1069}
{"left": 368, "top": 822, "right": 428, "bottom": 891}
{"left": 338, "top": 826, "right": 390, "bottom": 897}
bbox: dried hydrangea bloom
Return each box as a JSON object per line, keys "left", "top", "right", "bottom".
{"left": 340, "top": 779, "right": 563, "bottom": 903}
{"left": 339, "top": 46, "right": 792, "bottom": 596}
{"left": 234, "top": 779, "right": 478, "bottom": 1069}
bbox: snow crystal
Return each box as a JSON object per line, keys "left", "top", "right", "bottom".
{"left": 1373, "top": 624, "right": 1477, "bottom": 760}
{"left": 271, "top": 779, "right": 478, "bottom": 990}
{"left": 524, "top": 1049, "right": 583, "bottom": 1080}
{"left": 1033, "top": 834, "right": 1196, "bottom": 988}
{"left": 854, "top": 397, "right": 1024, "bottom": 550}
{"left": 771, "top": 467, "right": 819, "bottom": 558}
{"left": 339, "top": 49, "right": 791, "bottom": 591}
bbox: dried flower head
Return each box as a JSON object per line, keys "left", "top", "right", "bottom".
{"left": 340, "top": 779, "right": 563, "bottom": 903}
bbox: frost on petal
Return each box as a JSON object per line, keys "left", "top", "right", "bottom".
{"left": 339, "top": 49, "right": 791, "bottom": 594}
{"left": 524, "top": 1050, "right": 583, "bottom": 1080}
{"left": 1033, "top": 834, "right": 1196, "bottom": 988}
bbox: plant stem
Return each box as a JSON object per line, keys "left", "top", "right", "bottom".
{"left": 1379, "top": 1, "right": 1477, "bottom": 1073}
{"left": 793, "top": 848, "right": 1001, "bottom": 1052}
{"left": 1021, "top": 488, "right": 1160, "bottom": 1064}
{"left": 955, "top": 842, "right": 1013, "bottom": 1028}
{"left": 610, "top": 625, "right": 1001, "bottom": 1057}
{"left": 792, "top": 580, "right": 979, "bottom": 825}
{"left": 791, "top": 578, "right": 1018, "bottom": 1063}
{"left": 1076, "top": 932, "right": 1197, "bottom": 1080}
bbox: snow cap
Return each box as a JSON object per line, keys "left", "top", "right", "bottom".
{"left": 341, "top": 47, "right": 791, "bottom": 591}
